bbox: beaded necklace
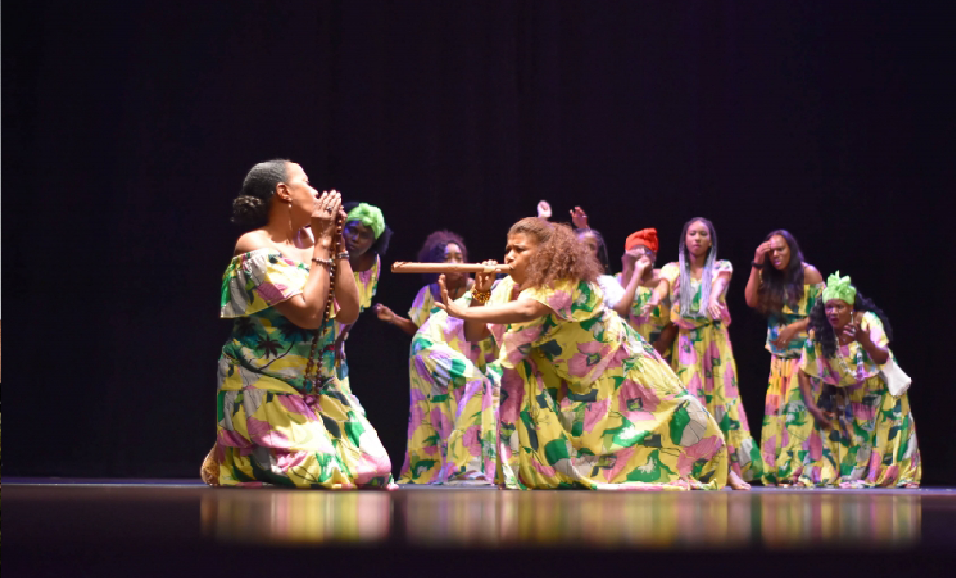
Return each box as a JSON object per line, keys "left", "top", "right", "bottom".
{"left": 303, "top": 220, "right": 342, "bottom": 391}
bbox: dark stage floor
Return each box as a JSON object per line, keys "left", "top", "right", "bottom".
{"left": 5, "top": 479, "right": 956, "bottom": 576}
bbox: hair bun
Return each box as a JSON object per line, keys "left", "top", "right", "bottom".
{"left": 231, "top": 194, "right": 267, "bottom": 229}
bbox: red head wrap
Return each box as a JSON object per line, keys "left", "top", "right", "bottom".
{"left": 624, "top": 228, "right": 658, "bottom": 253}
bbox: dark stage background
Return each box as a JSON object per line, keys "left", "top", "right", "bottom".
{"left": 4, "top": 1, "right": 954, "bottom": 482}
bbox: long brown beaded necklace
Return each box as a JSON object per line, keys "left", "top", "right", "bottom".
{"left": 302, "top": 220, "right": 342, "bottom": 392}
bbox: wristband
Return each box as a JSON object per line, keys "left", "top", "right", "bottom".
{"left": 471, "top": 289, "right": 491, "bottom": 305}
{"left": 312, "top": 257, "right": 333, "bottom": 267}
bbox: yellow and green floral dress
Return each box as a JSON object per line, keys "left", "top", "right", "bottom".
{"left": 661, "top": 261, "right": 762, "bottom": 481}
{"left": 212, "top": 249, "right": 392, "bottom": 488}
{"left": 399, "top": 278, "right": 513, "bottom": 484}
{"left": 760, "top": 281, "right": 825, "bottom": 485}
{"left": 615, "top": 272, "right": 672, "bottom": 359}
{"left": 442, "top": 279, "right": 730, "bottom": 490}
{"left": 796, "top": 313, "right": 920, "bottom": 487}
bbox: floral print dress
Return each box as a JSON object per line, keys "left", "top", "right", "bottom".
{"left": 442, "top": 279, "right": 730, "bottom": 490}
{"left": 796, "top": 313, "right": 921, "bottom": 487}
{"left": 660, "top": 261, "right": 762, "bottom": 481}
{"left": 614, "top": 273, "right": 673, "bottom": 360}
{"left": 760, "top": 282, "right": 825, "bottom": 485}
{"left": 211, "top": 249, "right": 392, "bottom": 488}
{"left": 398, "top": 278, "right": 513, "bottom": 484}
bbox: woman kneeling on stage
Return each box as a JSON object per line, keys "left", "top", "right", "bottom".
{"left": 436, "top": 217, "right": 746, "bottom": 490}
{"left": 202, "top": 160, "right": 392, "bottom": 488}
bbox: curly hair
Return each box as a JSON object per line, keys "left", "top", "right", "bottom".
{"left": 755, "top": 229, "right": 806, "bottom": 315}
{"left": 508, "top": 217, "right": 602, "bottom": 288}
{"left": 342, "top": 201, "right": 392, "bottom": 256}
{"left": 807, "top": 291, "right": 893, "bottom": 358}
{"left": 416, "top": 230, "right": 469, "bottom": 285}
{"left": 231, "top": 159, "right": 290, "bottom": 230}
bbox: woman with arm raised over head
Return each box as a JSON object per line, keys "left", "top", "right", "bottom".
{"left": 743, "top": 230, "right": 824, "bottom": 486}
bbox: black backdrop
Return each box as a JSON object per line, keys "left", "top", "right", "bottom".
{"left": 4, "top": 1, "right": 954, "bottom": 483}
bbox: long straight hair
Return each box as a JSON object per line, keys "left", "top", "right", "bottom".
{"left": 756, "top": 229, "right": 806, "bottom": 315}
{"left": 677, "top": 217, "right": 717, "bottom": 317}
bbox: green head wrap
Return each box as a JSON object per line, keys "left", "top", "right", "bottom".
{"left": 346, "top": 203, "right": 386, "bottom": 239}
{"left": 822, "top": 271, "right": 857, "bottom": 304}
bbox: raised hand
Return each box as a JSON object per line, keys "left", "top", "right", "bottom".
{"left": 754, "top": 241, "right": 771, "bottom": 264}
{"left": 311, "top": 190, "right": 341, "bottom": 240}
{"left": 436, "top": 274, "right": 467, "bottom": 318}
{"left": 537, "top": 200, "right": 552, "bottom": 220}
{"left": 570, "top": 206, "right": 589, "bottom": 229}
{"left": 474, "top": 260, "right": 498, "bottom": 294}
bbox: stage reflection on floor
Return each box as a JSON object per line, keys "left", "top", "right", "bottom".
{"left": 201, "top": 489, "right": 924, "bottom": 548}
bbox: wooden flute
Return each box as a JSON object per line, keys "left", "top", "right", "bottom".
{"left": 391, "top": 262, "right": 514, "bottom": 273}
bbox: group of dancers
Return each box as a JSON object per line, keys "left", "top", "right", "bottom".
{"left": 201, "top": 159, "right": 921, "bottom": 490}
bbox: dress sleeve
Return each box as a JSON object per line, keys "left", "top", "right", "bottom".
{"left": 860, "top": 312, "right": 890, "bottom": 350}
{"left": 354, "top": 254, "right": 381, "bottom": 310}
{"left": 659, "top": 263, "right": 680, "bottom": 285}
{"left": 596, "top": 275, "right": 625, "bottom": 308}
{"left": 798, "top": 332, "right": 842, "bottom": 384}
{"left": 496, "top": 282, "right": 563, "bottom": 370}
{"left": 220, "top": 250, "right": 308, "bottom": 318}
{"left": 798, "top": 333, "right": 828, "bottom": 379}
{"left": 715, "top": 260, "right": 733, "bottom": 276}
{"left": 408, "top": 285, "right": 437, "bottom": 328}
{"left": 519, "top": 279, "right": 602, "bottom": 323}
{"left": 806, "top": 282, "right": 824, "bottom": 305}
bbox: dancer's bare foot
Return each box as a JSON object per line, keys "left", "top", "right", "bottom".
{"left": 200, "top": 445, "right": 220, "bottom": 487}
{"left": 727, "top": 469, "right": 751, "bottom": 490}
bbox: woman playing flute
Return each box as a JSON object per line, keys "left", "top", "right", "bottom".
{"left": 431, "top": 217, "right": 744, "bottom": 489}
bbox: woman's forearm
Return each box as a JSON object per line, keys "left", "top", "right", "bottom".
{"left": 613, "top": 270, "right": 643, "bottom": 317}
{"left": 456, "top": 300, "right": 550, "bottom": 324}
{"left": 391, "top": 315, "right": 420, "bottom": 336}
{"left": 744, "top": 266, "right": 760, "bottom": 308}
{"left": 656, "top": 323, "right": 677, "bottom": 355}
{"left": 464, "top": 320, "right": 491, "bottom": 342}
{"left": 860, "top": 339, "right": 890, "bottom": 364}
{"left": 788, "top": 318, "right": 809, "bottom": 334}
{"left": 798, "top": 371, "right": 817, "bottom": 411}
{"left": 274, "top": 240, "right": 334, "bottom": 329}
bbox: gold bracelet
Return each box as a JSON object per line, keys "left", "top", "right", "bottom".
{"left": 471, "top": 288, "right": 491, "bottom": 305}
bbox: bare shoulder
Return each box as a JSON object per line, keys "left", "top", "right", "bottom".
{"left": 234, "top": 230, "right": 271, "bottom": 255}
{"left": 802, "top": 263, "right": 823, "bottom": 284}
